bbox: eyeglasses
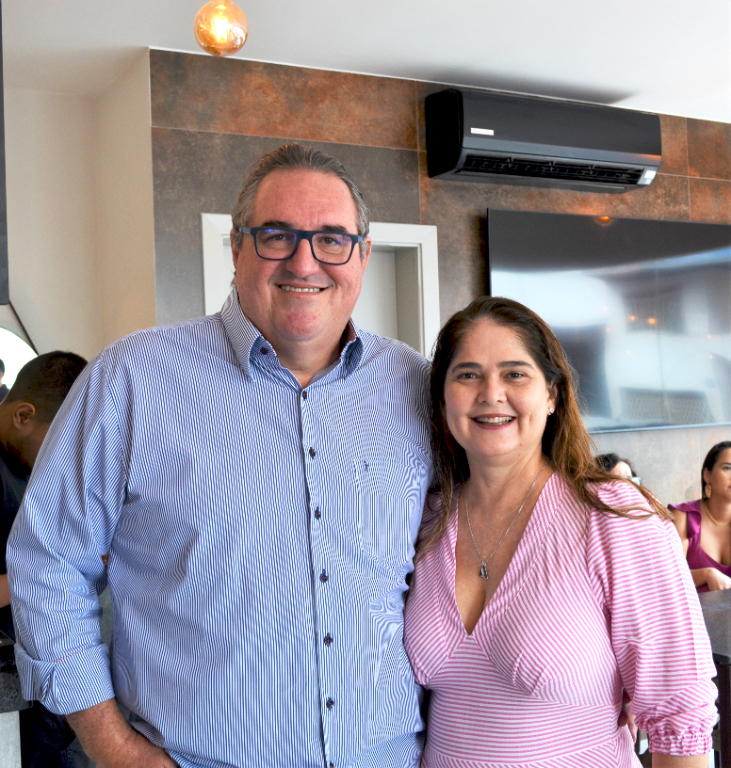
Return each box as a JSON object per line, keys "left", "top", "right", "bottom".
{"left": 238, "top": 226, "right": 365, "bottom": 265}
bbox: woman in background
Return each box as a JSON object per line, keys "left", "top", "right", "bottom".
{"left": 404, "top": 296, "right": 715, "bottom": 767}
{"left": 596, "top": 452, "right": 635, "bottom": 481}
{"left": 671, "top": 440, "right": 731, "bottom": 592}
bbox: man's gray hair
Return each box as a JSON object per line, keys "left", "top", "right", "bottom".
{"left": 230, "top": 144, "right": 370, "bottom": 257}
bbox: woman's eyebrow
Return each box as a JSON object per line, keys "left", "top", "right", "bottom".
{"left": 451, "top": 362, "right": 481, "bottom": 372}
{"left": 499, "top": 360, "right": 533, "bottom": 369}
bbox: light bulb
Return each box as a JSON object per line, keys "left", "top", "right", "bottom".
{"left": 194, "top": 0, "right": 248, "bottom": 57}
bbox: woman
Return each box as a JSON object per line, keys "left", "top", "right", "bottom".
{"left": 596, "top": 452, "right": 635, "bottom": 481}
{"left": 671, "top": 441, "right": 731, "bottom": 592}
{"left": 404, "top": 297, "right": 715, "bottom": 767}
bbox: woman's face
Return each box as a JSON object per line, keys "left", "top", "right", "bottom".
{"left": 609, "top": 461, "right": 633, "bottom": 481}
{"left": 443, "top": 319, "right": 554, "bottom": 468}
{"left": 704, "top": 448, "right": 731, "bottom": 501}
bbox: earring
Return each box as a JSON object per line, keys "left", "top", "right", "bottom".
{"left": 706, "top": 484, "right": 713, "bottom": 499}
{"left": 548, "top": 407, "right": 555, "bottom": 415}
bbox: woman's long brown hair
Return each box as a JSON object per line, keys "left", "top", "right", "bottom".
{"left": 418, "top": 296, "right": 670, "bottom": 560}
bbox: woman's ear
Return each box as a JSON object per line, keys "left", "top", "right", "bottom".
{"left": 547, "top": 383, "right": 558, "bottom": 414}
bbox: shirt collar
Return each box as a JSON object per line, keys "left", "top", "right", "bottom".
{"left": 219, "top": 288, "right": 363, "bottom": 380}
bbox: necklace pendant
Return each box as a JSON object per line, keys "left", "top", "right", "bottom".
{"left": 479, "top": 563, "right": 489, "bottom": 580}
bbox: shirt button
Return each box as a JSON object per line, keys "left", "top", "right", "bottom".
{"left": 314, "top": 508, "right": 321, "bottom": 519}
{"left": 320, "top": 570, "right": 328, "bottom": 583}
{"left": 324, "top": 634, "right": 333, "bottom": 646}
{"left": 309, "top": 447, "right": 316, "bottom": 458}
{"left": 329, "top": 763, "right": 335, "bottom": 768}
{"left": 302, "top": 390, "right": 308, "bottom": 400}
{"left": 260, "top": 347, "right": 269, "bottom": 355}
{"left": 326, "top": 698, "right": 334, "bottom": 710}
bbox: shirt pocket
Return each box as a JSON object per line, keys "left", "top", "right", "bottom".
{"left": 353, "top": 457, "right": 427, "bottom": 567}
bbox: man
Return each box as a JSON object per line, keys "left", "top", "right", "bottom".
{"left": 8, "top": 145, "right": 431, "bottom": 768}
{"left": 0, "top": 351, "right": 88, "bottom": 634}
{"left": 0, "top": 351, "right": 88, "bottom": 768}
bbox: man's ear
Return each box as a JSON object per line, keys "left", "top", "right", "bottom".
{"left": 230, "top": 229, "right": 241, "bottom": 269}
{"left": 11, "top": 402, "right": 37, "bottom": 434}
{"left": 360, "top": 237, "right": 372, "bottom": 269}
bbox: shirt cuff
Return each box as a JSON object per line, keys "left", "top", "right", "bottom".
{"left": 649, "top": 729, "right": 713, "bottom": 757}
{"left": 14, "top": 642, "right": 115, "bottom": 715}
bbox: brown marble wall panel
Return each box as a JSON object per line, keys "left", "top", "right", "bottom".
{"left": 689, "top": 178, "right": 731, "bottom": 224}
{"left": 152, "top": 127, "right": 419, "bottom": 325}
{"left": 688, "top": 119, "right": 731, "bottom": 180}
{"left": 657, "top": 114, "right": 688, "bottom": 176}
{"left": 150, "top": 55, "right": 731, "bottom": 485}
{"left": 150, "top": 51, "right": 418, "bottom": 150}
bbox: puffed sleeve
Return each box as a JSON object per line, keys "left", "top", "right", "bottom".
{"left": 7, "top": 349, "right": 127, "bottom": 715}
{"left": 586, "top": 482, "right": 717, "bottom": 756}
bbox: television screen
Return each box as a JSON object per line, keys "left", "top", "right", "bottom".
{"left": 487, "top": 210, "right": 731, "bottom": 432}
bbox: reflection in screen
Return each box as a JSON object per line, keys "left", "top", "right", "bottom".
{"left": 488, "top": 211, "right": 731, "bottom": 432}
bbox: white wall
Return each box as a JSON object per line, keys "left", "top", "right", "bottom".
{"left": 95, "top": 51, "right": 156, "bottom": 348}
{"left": 4, "top": 88, "right": 102, "bottom": 359}
{"left": 3, "top": 50, "right": 156, "bottom": 361}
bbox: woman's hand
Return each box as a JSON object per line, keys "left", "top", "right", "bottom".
{"left": 617, "top": 690, "right": 637, "bottom": 741}
{"left": 701, "top": 567, "right": 731, "bottom": 591}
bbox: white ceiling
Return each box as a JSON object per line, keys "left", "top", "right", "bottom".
{"left": 3, "top": 0, "right": 730, "bottom": 122}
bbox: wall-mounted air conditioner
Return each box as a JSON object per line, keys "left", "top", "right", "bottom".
{"left": 425, "top": 88, "right": 662, "bottom": 193}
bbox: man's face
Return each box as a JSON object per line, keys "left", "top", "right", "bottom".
{"left": 233, "top": 169, "right": 371, "bottom": 356}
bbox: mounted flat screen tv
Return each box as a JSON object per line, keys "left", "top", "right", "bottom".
{"left": 487, "top": 210, "right": 731, "bottom": 433}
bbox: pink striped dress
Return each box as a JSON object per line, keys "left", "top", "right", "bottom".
{"left": 404, "top": 473, "right": 717, "bottom": 767}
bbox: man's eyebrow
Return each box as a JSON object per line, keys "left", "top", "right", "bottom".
{"left": 257, "top": 221, "right": 350, "bottom": 233}
{"left": 259, "top": 220, "right": 293, "bottom": 229}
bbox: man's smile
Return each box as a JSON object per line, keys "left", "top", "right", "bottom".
{"left": 278, "top": 284, "right": 325, "bottom": 293}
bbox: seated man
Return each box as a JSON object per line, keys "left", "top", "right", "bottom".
{"left": 0, "top": 351, "right": 87, "bottom": 768}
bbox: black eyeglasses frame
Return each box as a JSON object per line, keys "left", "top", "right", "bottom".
{"left": 237, "top": 226, "right": 365, "bottom": 265}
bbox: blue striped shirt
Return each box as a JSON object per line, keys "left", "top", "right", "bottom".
{"left": 7, "top": 290, "right": 431, "bottom": 768}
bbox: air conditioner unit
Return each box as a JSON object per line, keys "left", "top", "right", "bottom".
{"left": 425, "top": 88, "right": 662, "bottom": 193}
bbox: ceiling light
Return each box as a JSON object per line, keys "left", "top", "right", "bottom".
{"left": 194, "top": 0, "right": 248, "bottom": 57}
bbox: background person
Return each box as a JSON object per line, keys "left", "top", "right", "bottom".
{"left": 0, "top": 351, "right": 88, "bottom": 633}
{"left": 0, "top": 351, "right": 88, "bottom": 768}
{"left": 671, "top": 441, "right": 731, "bottom": 592}
{"left": 596, "top": 452, "right": 635, "bottom": 481}
{"left": 7, "top": 144, "right": 431, "bottom": 768}
{"left": 404, "top": 296, "right": 715, "bottom": 768}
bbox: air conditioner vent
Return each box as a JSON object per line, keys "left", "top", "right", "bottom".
{"left": 459, "top": 155, "right": 645, "bottom": 186}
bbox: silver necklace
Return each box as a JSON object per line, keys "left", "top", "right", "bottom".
{"left": 464, "top": 460, "right": 548, "bottom": 581}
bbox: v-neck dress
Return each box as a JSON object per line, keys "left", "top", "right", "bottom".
{"left": 668, "top": 498, "right": 731, "bottom": 593}
{"left": 404, "top": 474, "right": 716, "bottom": 767}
